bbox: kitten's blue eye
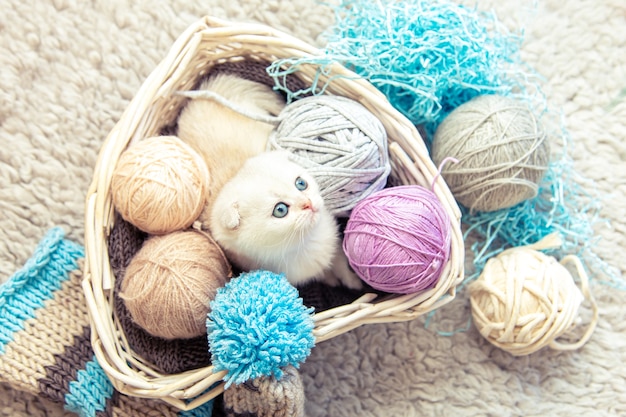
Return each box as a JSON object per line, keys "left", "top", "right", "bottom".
{"left": 272, "top": 202, "right": 289, "bottom": 218}
{"left": 295, "top": 177, "right": 308, "bottom": 191}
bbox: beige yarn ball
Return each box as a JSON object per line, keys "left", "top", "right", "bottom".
{"left": 111, "top": 135, "right": 210, "bottom": 234}
{"left": 468, "top": 242, "right": 594, "bottom": 356}
{"left": 431, "top": 94, "right": 549, "bottom": 213}
{"left": 120, "top": 230, "right": 231, "bottom": 340}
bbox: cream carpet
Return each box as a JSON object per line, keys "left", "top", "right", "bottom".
{"left": 1, "top": 0, "right": 625, "bottom": 416}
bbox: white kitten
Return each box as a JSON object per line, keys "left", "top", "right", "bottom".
{"left": 177, "top": 73, "right": 285, "bottom": 226}
{"left": 210, "top": 151, "right": 363, "bottom": 289}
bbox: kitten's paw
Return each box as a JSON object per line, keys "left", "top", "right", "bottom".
{"left": 330, "top": 250, "right": 364, "bottom": 291}
{"left": 194, "top": 206, "right": 213, "bottom": 232}
{"left": 318, "top": 271, "right": 341, "bottom": 287}
{"left": 338, "top": 270, "right": 364, "bottom": 291}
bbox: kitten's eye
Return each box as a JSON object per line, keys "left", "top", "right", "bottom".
{"left": 295, "top": 177, "right": 308, "bottom": 191}
{"left": 272, "top": 202, "right": 289, "bottom": 218}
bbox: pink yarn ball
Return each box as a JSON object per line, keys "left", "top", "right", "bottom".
{"left": 343, "top": 185, "right": 452, "bottom": 294}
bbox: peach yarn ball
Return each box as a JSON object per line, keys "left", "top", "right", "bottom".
{"left": 120, "top": 230, "right": 231, "bottom": 340}
{"left": 111, "top": 135, "right": 210, "bottom": 234}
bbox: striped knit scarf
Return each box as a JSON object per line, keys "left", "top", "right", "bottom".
{"left": 0, "top": 227, "right": 215, "bottom": 417}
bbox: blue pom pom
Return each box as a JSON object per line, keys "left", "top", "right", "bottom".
{"left": 207, "top": 270, "right": 315, "bottom": 387}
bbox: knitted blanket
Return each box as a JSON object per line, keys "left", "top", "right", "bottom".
{"left": 1, "top": 0, "right": 625, "bottom": 417}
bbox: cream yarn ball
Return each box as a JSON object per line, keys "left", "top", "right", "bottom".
{"left": 431, "top": 94, "right": 549, "bottom": 213}
{"left": 469, "top": 235, "right": 598, "bottom": 356}
{"left": 111, "top": 135, "right": 210, "bottom": 234}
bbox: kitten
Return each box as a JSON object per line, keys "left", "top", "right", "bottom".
{"left": 177, "top": 73, "right": 286, "bottom": 227}
{"left": 210, "top": 151, "right": 363, "bottom": 289}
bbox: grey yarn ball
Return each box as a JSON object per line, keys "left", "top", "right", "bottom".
{"left": 267, "top": 95, "right": 391, "bottom": 217}
{"left": 431, "top": 94, "right": 550, "bottom": 213}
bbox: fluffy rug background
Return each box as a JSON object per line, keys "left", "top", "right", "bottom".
{"left": 1, "top": 0, "right": 624, "bottom": 416}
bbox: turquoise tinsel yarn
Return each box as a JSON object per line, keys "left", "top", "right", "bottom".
{"left": 207, "top": 270, "right": 315, "bottom": 387}
{"left": 268, "top": 0, "right": 523, "bottom": 143}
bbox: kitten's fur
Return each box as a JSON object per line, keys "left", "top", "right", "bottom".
{"left": 177, "top": 73, "right": 286, "bottom": 226}
{"left": 210, "top": 151, "right": 362, "bottom": 289}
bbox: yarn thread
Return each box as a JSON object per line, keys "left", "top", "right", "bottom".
{"left": 120, "top": 229, "right": 231, "bottom": 340}
{"left": 343, "top": 185, "right": 451, "bottom": 294}
{"left": 109, "top": 218, "right": 212, "bottom": 373}
{"left": 111, "top": 135, "right": 210, "bottom": 235}
{"left": 263, "top": 0, "right": 618, "bottom": 290}
{"left": 469, "top": 233, "right": 599, "bottom": 356}
{"left": 432, "top": 94, "right": 550, "bottom": 213}
{"left": 268, "top": 95, "right": 391, "bottom": 216}
{"left": 175, "top": 89, "right": 282, "bottom": 125}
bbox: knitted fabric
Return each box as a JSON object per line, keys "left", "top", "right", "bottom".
{"left": 222, "top": 366, "right": 305, "bottom": 417}
{"left": 0, "top": 227, "right": 218, "bottom": 417}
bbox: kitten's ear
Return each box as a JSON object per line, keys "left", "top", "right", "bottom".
{"left": 220, "top": 202, "right": 240, "bottom": 230}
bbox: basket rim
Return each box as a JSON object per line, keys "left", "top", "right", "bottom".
{"left": 83, "top": 15, "right": 464, "bottom": 410}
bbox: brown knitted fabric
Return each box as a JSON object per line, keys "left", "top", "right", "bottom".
{"left": 108, "top": 55, "right": 372, "bottom": 384}
{"left": 297, "top": 280, "right": 368, "bottom": 311}
{"left": 223, "top": 366, "right": 305, "bottom": 417}
{"left": 112, "top": 52, "right": 371, "bottom": 325}
{"left": 201, "top": 60, "right": 310, "bottom": 94}
{"left": 38, "top": 325, "right": 93, "bottom": 405}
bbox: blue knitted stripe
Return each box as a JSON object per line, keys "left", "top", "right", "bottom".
{"left": 0, "top": 227, "right": 84, "bottom": 354}
{"left": 64, "top": 356, "right": 114, "bottom": 417}
{"left": 177, "top": 399, "right": 214, "bottom": 417}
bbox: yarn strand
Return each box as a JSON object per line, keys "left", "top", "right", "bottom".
{"left": 175, "top": 90, "right": 282, "bottom": 125}
{"left": 548, "top": 254, "right": 599, "bottom": 351}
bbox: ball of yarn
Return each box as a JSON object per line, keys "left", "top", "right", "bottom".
{"left": 342, "top": 185, "right": 451, "bottom": 294}
{"left": 111, "top": 135, "right": 210, "bottom": 234}
{"left": 207, "top": 270, "right": 315, "bottom": 388}
{"left": 431, "top": 94, "right": 549, "bottom": 213}
{"left": 120, "top": 230, "right": 231, "bottom": 340}
{"left": 469, "top": 246, "right": 585, "bottom": 356}
{"left": 267, "top": 95, "right": 391, "bottom": 217}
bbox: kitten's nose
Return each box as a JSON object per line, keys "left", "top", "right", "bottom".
{"left": 301, "top": 199, "right": 316, "bottom": 212}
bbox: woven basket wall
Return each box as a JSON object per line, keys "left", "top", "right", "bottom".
{"left": 83, "top": 16, "right": 464, "bottom": 410}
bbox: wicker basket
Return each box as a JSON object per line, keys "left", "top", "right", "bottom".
{"left": 83, "top": 16, "right": 464, "bottom": 410}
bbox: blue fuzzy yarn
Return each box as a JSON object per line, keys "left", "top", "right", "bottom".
{"left": 207, "top": 270, "right": 315, "bottom": 387}
{"left": 268, "top": 0, "right": 524, "bottom": 144}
